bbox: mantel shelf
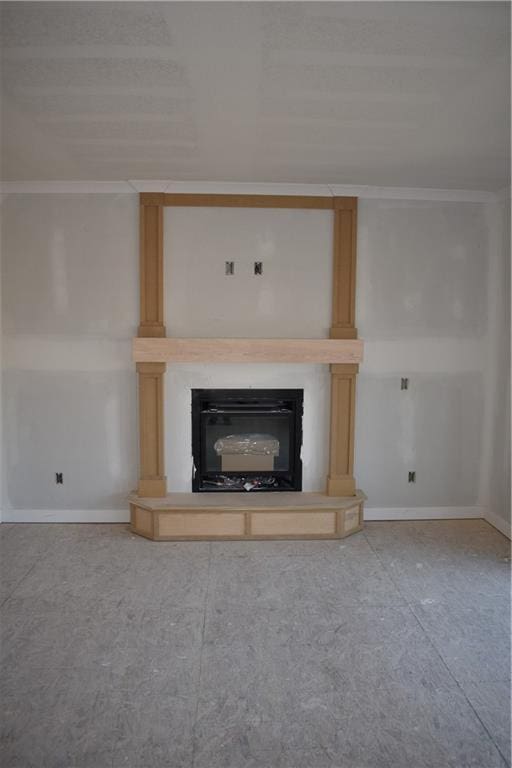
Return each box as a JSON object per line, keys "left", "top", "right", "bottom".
{"left": 133, "top": 337, "right": 364, "bottom": 365}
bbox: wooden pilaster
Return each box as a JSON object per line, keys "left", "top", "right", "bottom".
{"left": 139, "top": 197, "right": 165, "bottom": 338}
{"left": 330, "top": 197, "right": 357, "bottom": 339}
{"left": 137, "top": 362, "right": 167, "bottom": 497}
{"left": 326, "top": 364, "right": 357, "bottom": 496}
{"left": 137, "top": 194, "right": 167, "bottom": 497}
{"left": 327, "top": 195, "right": 359, "bottom": 496}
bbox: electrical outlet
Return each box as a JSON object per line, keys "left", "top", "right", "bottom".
{"left": 254, "top": 261, "right": 263, "bottom": 275}
{"left": 401, "top": 378, "right": 409, "bottom": 390}
{"left": 55, "top": 472, "right": 63, "bottom": 484}
{"left": 408, "top": 471, "right": 416, "bottom": 483}
{"left": 225, "top": 261, "right": 234, "bottom": 275}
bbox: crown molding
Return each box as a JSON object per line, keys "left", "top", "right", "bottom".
{"left": 0, "top": 179, "right": 500, "bottom": 203}
{"left": 328, "top": 184, "right": 497, "bottom": 203}
{"left": 161, "top": 181, "right": 333, "bottom": 197}
{"left": 128, "top": 180, "right": 170, "bottom": 193}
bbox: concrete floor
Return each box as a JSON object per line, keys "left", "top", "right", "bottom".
{"left": 0, "top": 520, "right": 510, "bottom": 768}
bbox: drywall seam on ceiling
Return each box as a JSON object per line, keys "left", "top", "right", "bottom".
{"left": 0, "top": 180, "right": 499, "bottom": 202}
{"left": 2, "top": 506, "right": 487, "bottom": 524}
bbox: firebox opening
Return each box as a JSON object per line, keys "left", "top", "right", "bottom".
{"left": 191, "top": 389, "right": 303, "bottom": 492}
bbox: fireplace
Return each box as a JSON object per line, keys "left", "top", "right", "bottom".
{"left": 191, "top": 389, "right": 303, "bottom": 492}
{"left": 131, "top": 192, "right": 364, "bottom": 540}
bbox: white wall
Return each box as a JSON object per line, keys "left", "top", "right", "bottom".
{"left": 0, "top": 193, "right": 3, "bottom": 521}
{"left": 165, "top": 364, "right": 330, "bottom": 493}
{"left": 163, "top": 201, "right": 503, "bottom": 512}
{"left": 356, "top": 199, "right": 489, "bottom": 508}
{"left": 165, "top": 207, "right": 332, "bottom": 338}
{"left": 163, "top": 206, "right": 333, "bottom": 492}
{"left": 0, "top": 189, "right": 509, "bottom": 526}
{"left": 1, "top": 193, "right": 139, "bottom": 514}
{"left": 484, "top": 194, "right": 511, "bottom": 535}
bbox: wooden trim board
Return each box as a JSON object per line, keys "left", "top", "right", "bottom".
{"left": 137, "top": 194, "right": 167, "bottom": 497}
{"left": 327, "top": 197, "right": 358, "bottom": 495}
{"left": 133, "top": 337, "right": 364, "bottom": 364}
{"left": 141, "top": 192, "right": 334, "bottom": 209}
{"left": 327, "top": 365, "right": 357, "bottom": 496}
{"left": 330, "top": 198, "right": 358, "bottom": 339}
{"left": 136, "top": 362, "right": 167, "bottom": 497}
{"left": 139, "top": 202, "right": 165, "bottom": 338}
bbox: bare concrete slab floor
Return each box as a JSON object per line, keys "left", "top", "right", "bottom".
{"left": 0, "top": 520, "right": 510, "bottom": 768}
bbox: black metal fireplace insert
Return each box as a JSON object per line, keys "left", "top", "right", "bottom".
{"left": 191, "top": 389, "right": 303, "bottom": 492}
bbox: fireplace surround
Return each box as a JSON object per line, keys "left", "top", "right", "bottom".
{"left": 130, "top": 192, "right": 365, "bottom": 541}
{"left": 191, "top": 389, "right": 303, "bottom": 492}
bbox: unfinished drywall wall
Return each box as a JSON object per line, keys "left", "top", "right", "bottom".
{"left": 0, "top": 200, "right": 3, "bottom": 521}
{"left": 1, "top": 193, "right": 139, "bottom": 512}
{"left": 485, "top": 194, "right": 511, "bottom": 531}
{"left": 355, "top": 199, "right": 492, "bottom": 508}
{"left": 165, "top": 364, "right": 330, "bottom": 493}
{"left": 165, "top": 207, "right": 333, "bottom": 338}
{"left": 163, "top": 206, "right": 332, "bottom": 491}
{"left": 0, "top": 191, "right": 508, "bottom": 519}
{"left": 163, "top": 200, "right": 499, "bottom": 509}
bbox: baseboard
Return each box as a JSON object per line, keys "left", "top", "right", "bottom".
{"left": 3, "top": 506, "right": 505, "bottom": 532}
{"left": 364, "top": 506, "right": 485, "bottom": 522}
{"left": 483, "top": 510, "right": 512, "bottom": 539}
{"left": 2, "top": 509, "right": 130, "bottom": 523}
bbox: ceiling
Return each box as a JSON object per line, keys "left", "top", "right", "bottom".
{"left": 0, "top": 1, "right": 510, "bottom": 189}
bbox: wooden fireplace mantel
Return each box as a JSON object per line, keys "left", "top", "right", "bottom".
{"left": 135, "top": 191, "right": 362, "bottom": 518}
{"left": 133, "top": 337, "right": 364, "bottom": 365}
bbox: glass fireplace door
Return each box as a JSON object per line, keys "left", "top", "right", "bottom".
{"left": 192, "top": 390, "right": 303, "bottom": 492}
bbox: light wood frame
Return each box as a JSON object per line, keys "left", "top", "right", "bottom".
{"left": 137, "top": 193, "right": 359, "bottom": 498}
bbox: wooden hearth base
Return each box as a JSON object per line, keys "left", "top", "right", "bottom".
{"left": 129, "top": 491, "right": 366, "bottom": 541}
